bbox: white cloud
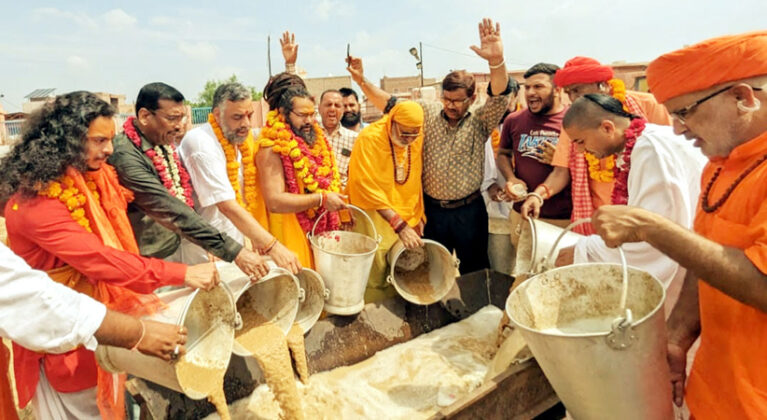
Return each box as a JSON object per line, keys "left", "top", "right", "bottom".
{"left": 313, "top": 0, "right": 340, "bottom": 20}
{"left": 66, "top": 55, "right": 89, "bottom": 70}
{"left": 102, "top": 9, "right": 137, "bottom": 30}
{"left": 32, "top": 7, "right": 96, "bottom": 29}
{"left": 177, "top": 41, "right": 217, "bottom": 61}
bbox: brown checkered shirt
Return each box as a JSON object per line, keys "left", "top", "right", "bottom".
{"left": 419, "top": 90, "right": 511, "bottom": 200}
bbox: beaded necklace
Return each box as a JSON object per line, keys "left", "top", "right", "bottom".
{"left": 702, "top": 153, "right": 767, "bottom": 213}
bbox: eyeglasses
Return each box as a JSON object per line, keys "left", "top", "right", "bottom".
{"left": 290, "top": 110, "right": 316, "bottom": 121}
{"left": 440, "top": 96, "right": 471, "bottom": 107}
{"left": 397, "top": 125, "right": 421, "bottom": 139}
{"left": 150, "top": 110, "right": 187, "bottom": 125}
{"left": 670, "top": 85, "right": 763, "bottom": 123}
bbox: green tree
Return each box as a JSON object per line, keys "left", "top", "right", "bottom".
{"left": 188, "top": 74, "right": 262, "bottom": 108}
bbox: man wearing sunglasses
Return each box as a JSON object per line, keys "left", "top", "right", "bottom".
{"left": 590, "top": 31, "right": 767, "bottom": 418}
{"left": 346, "top": 18, "right": 515, "bottom": 274}
{"left": 109, "top": 83, "right": 269, "bottom": 280}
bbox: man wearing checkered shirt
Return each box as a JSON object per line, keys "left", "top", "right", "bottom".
{"left": 318, "top": 89, "right": 359, "bottom": 189}
{"left": 346, "top": 18, "right": 514, "bottom": 273}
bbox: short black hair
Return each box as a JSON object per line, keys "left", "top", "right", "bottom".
{"left": 523, "top": 63, "right": 560, "bottom": 80}
{"left": 339, "top": 87, "right": 359, "bottom": 102}
{"left": 563, "top": 93, "right": 638, "bottom": 129}
{"left": 135, "top": 82, "right": 184, "bottom": 115}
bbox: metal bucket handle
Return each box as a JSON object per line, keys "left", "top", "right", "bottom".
{"left": 545, "top": 218, "right": 634, "bottom": 350}
{"left": 308, "top": 204, "right": 382, "bottom": 244}
{"left": 524, "top": 216, "right": 539, "bottom": 275}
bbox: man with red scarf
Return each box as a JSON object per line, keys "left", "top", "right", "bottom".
{"left": 0, "top": 91, "right": 218, "bottom": 420}
{"left": 520, "top": 57, "right": 671, "bottom": 236}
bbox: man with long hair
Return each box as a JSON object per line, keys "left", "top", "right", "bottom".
{"left": 0, "top": 91, "right": 218, "bottom": 420}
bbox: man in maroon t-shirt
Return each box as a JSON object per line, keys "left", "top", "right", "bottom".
{"left": 496, "top": 63, "right": 572, "bottom": 225}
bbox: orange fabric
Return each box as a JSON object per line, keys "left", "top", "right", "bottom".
{"left": 348, "top": 101, "right": 425, "bottom": 227}
{"left": 1, "top": 343, "right": 18, "bottom": 420}
{"left": 252, "top": 149, "right": 314, "bottom": 269}
{"left": 552, "top": 90, "right": 672, "bottom": 208}
{"left": 56, "top": 166, "right": 161, "bottom": 420}
{"left": 688, "top": 130, "right": 767, "bottom": 418}
{"left": 647, "top": 31, "right": 767, "bottom": 103}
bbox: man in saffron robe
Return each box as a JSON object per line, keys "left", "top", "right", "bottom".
{"left": 0, "top": 91, "right": 219, "bottom": 420}
{"left": 109, "top": 82, "right": 268, "bottom": 279}
{"left": 348, "top": 101, "right": 425, "bottom": 302}
{"left": 529, "top": 57, "right": 672, "bottom": 235}
{"left": 179, "top": 83, "right": 301, "bottom": 273}
{"left": 589, "top": 31, "right": 767, "bottom": 417}
{"left": 254, "top": 84, "right": 347, "bottom": 268}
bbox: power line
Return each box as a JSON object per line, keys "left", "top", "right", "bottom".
{"left": 421, "top": 42, "right": 531, "bottom": 68}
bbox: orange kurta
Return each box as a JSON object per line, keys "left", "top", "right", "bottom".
{"left": 552, "top": 90, "right": 672, "bottom": 208}
{"left": 687, "top": 130, "right": 767, "bottom": 418}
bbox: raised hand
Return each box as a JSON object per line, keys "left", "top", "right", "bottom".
{"left": 469, "top": 18, "right": 504, "bottom": 65}
{"left": 346, "top": 56, "right": 364, "bottom": 85}
{"left": 280, "top": 31, "right": 298, "bottom": 65}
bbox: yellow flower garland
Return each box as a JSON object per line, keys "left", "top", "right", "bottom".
{"left": 583, "top": 78, "right": 631, "bottom": 183}
{"left": 39, "top": 174, "right": 100, "bottom": 232}
{"left": 208, "top": 114, "right": 260, "bottom": 217}
{"left": 257, "top": 110, "right": 341, "bottom": 194}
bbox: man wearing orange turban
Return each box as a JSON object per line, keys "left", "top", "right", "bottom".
{"left": 524, "top": 57, "right": 671, "bottom": 236}
{"left": 589, "top": 31, "right": 767, "bottom": 418}
{"left": 348, "top": 101, "right": 425, "bottom": 302}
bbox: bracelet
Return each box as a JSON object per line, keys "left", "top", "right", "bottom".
{"left": 259, "top": 237, "right": 278, "bottom": 255}
{"left": 285, "top": 63, "right": 296, "bottom": 74}
{"left": 488, "top": 59, "right": 505, "bottom": 70}
{"left": 389, "top": 214, "right": 404, "bottom": 230}
{"left": 130, "top": 320, "right": 146, "bottom": 352}
{"left": 318, "top": 193, "right": 324, "bottom": 209}
{"left": 526, "top": 192, "right": 545, "bottom": 205}
{"left": 538, "top": 184, "right": 552, "bottom": 199}
{"left": 393, "top": 220, "right": 408, "bottom": 234}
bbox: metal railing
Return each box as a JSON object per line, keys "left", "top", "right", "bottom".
{"left": 0, "top": 120, "right": 24, "bottom": 145}
{"left": 191, "top": 107, "right": 211, "bottom": 125}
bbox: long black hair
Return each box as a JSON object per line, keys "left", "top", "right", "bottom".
{"left": 0, "top": 91, "right": 114, "bottom": 202}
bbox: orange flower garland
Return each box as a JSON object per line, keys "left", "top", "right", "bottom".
{"left": 208, "top": 114, "right": 260, "bottom": 217}
{"left": 583, "top": 78, "right": 631, "bottom": 182}
{"left": 257, "top": 110, "right": 341, "bottom": 194}
{"left": 39, "top": 174, "right": 100, "bottom": 232}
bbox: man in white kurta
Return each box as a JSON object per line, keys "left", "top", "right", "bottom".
{"left": 522, "top": 95, "right": 706, "bottom": 313}
{"left": 481, "top": 139, "right": 514, "bottom": 275}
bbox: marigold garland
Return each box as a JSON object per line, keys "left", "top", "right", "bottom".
{"left": 208, "top": 114, "right": 260, "bottom": 218}
{"left": 39, "top": 174, "right": 100, "bottom": 232}
{"left": 123, "top": 117, "right": 194, "bottom": 207}
{"left": 584, "top": 78, "right": 632, "bottom": 182}
{"left": 257, "top": 110, "right": 341, "bottom": 233}
{"left": 611, "top": 118, "right": 647, "bottom": 205}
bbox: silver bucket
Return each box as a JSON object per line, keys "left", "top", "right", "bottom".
{"left": 506, "top": 227, "right": 673, "bottom": 420}
{"left": 308, "top": 205, "right": 380, "bottom": 315}
{"left": 512, "top": 217, "right": 583, "bottom": 278}
{"left": 294, "top": 268, "right": 329, "bottom": 332}
{"left": 95, "top": 282, "right": 237, "bottom": 399}
{"left": 386, "top": 239, "right": 458, "bottom": 305}
{"left": 219, "top": 262, "right": 302, "bottom": 357}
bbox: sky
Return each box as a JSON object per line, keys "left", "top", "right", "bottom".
{"left": 1, "top": 0, "right": 765, "bottom": 113}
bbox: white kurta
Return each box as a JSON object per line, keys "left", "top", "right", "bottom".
{"left": 573, "top": 124, "right": 707, "bottom": 312}
{"left": 0, "top": 243, "right": 105, "bottom": 353}
{"left": 178, "top": 123, "right": 246, "bottom": 261}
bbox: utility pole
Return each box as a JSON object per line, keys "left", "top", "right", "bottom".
{"left": 267, "top": 35, "right": 272, "bottom": 78}
{"left": 409, "top": 42, "right": 424, "bottom": 87}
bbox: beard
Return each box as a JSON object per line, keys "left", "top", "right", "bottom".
{"left": 341, "top": 111, "right": 361, "bottom": 128}
{"left": 530, "top": 92, "right": 556, "bottom": 116}
{"left": 290, "top": 121, "right": 316, "bottom": 145}
{"left": 220, "top": 120, "right": 248, "bottom": 144}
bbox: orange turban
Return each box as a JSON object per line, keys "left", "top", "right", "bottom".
{"left": 553, "top": 57, "right": 614, "bottom": 87}
{"left": 647, "top": 31, "right": 767, "bottom": 104}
